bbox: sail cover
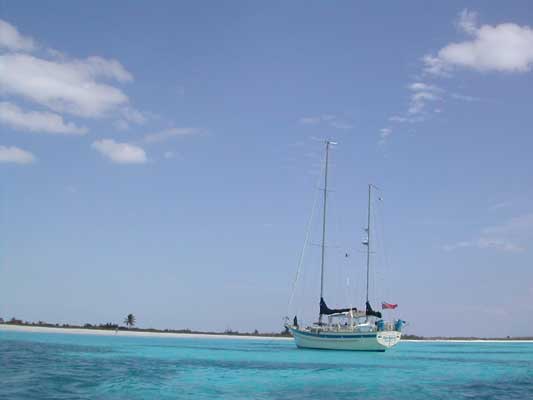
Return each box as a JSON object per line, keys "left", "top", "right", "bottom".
{"left": 366, "top": 301, "right": 382, "bottom": 318}
{"left": 320, "top": 298, "right": 357, "bottom": 315}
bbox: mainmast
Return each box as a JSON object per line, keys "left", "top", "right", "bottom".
{"left": 319, "top": 140, "right": 335, "bottom": 324}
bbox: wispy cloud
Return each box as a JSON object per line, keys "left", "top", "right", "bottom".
{"left": 407, "top": 82, "right": 442, "bottom": 116}
{"left": 379, "top": 82, "right": 441, "bottom": 142}
{"left": 443, "top": 238, "right": 524, "bottom": 253}
{"left": 488, "top": 201, "right": 512, "bottom": 211}
{"left": 0, "top": 145, "right": 35, "bottom": 164}
{"left": 114, "top": 107, "right": 147, "bottom": 131}
{"left": 378, "top": 127, "right": 392, "bottom": 145}
{"left": 444, "top": 213, "right": 533, "bottom": 253}
{"left": 163, "top": 151, "right": 176, "bottom": 159}
{"left": 92, "top": 139, "right": 147, "bottom": 164}
{"left": 0, "top": 19, "right": 36, "bottom": 51}
{"left": 0, "top": 101, "right": 87, "bottom": 135}
{"left": 113, "top": 119, "right": 130, "bottom": 131}
{"left": 456, "top": 8, "right": 478, "bottom": 35}
{"left": 482, "top": 213, "right": 533, "bottom": 236}
{"left": 299, "top": 116, "right": 322, "bottom": 125}
{"left": 450, "top": 93, "right": 482, "bottom": 102}
{"left": 143, "top": 127, "right": 203, "bottom": 144}
{"left": 299, "top": 114, "right": 353, "bottom": 130}
{"left": 329, "top": 120, "right": 353, "bottom": 130}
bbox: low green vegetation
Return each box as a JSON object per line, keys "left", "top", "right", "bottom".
{"left": 0, "top": 316, "right": 291, "bottom": 337}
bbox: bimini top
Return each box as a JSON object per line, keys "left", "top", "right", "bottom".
{"left": 327, "top": 310, "right": 367, "bottom": 318}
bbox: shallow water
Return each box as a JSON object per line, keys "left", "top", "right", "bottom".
{"left": 1, "top": 329, "right": 532, "bottom": 399}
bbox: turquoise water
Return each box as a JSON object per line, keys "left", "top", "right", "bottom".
{"left": 1, "top": 329, "right": 532, "bottom": 399}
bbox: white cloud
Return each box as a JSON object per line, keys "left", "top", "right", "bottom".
{"left": 0, "top": 53, "right": 131, "bottom": 118}
{"left": 0, "top": 145, "right": 35, "bottom": 164}
{"left": 0, "top": 102, "right": 87, "bottom": 135}
{"left": 92, "top": 139, "right": 146, "bottom": 164}
{"left": 143, "top": 127, "right": 202, "bottom": 144}
{"left": 0, "top": 19, "right": 36, "bottom": 51}
{"left": 425, "top": 10, "right": 533, "bottom": 74}
{"left": 164, "top": 151, "right": 175, "bottom": 159}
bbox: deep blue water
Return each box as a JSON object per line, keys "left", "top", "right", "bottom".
{"left": 1, "top": 329, "right": 532, "bottom": 399}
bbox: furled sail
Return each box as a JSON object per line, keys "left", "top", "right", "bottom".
{"left": 320, "top": 297, "right": 357, "bottom": 315}
{"left": 365, "top": 301, "right": 382, "bottom": 318}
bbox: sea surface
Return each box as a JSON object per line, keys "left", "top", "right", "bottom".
{"left": 1, "top": 329, "right": 532, "bottom": 399}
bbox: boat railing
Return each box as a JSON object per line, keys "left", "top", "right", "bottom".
{"left": 310, "top": 321, "right": 397, "bottom": 333}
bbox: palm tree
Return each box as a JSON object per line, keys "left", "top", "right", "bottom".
{"left": 124, "top": 314, "right": 136, "bottom": 329}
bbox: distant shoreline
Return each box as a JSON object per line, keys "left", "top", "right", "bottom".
{"left": 0, "top": 324, "right": 291, "bottom": 340}
{"left": 1, "top": 324, "right": 532, "bottom": 343}
{"left": 403, "top": 339, "right": 533, "bottom": 343}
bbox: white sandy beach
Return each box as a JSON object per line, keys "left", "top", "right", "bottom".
{"left": 0, "top": 324, "right": 291, "bottom": 340}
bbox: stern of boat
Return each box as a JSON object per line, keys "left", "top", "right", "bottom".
{"left": 376, "top": 330, "right": 401, "bottom": 348}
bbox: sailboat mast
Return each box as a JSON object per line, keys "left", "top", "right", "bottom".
{"left": 365, "top": 184, "right": 371, "bottom": 304}
{"left": 319, "top": 140, "right": 330, "bottom": 324}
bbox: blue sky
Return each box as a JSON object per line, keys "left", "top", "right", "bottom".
{"left": 1, "top": 1, "right": 532, "bottom": 337}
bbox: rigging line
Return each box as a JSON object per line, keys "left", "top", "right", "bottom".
{"left": 376, "top": 192, "right": 392, "bottom": 302}
{"left": 372, "top": 193, "right": 387, "bottom": 306}
{"left": 330, "top": 188, "right": 352, "bottom": 310}
{"left": 286, "top": 147, "right": 326, "bottom": 316}
{"left": 372, "top": 192, "right": 388, "bottom": 306}
{"left": 371, "top": 194, "right": 381, "bottom": 305}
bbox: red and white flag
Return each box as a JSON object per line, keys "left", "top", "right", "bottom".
{"left": 382, "top": 302, "right": 398, "bottom": 310}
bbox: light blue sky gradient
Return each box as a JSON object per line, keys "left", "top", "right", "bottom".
{"left": 1, "top": 1, "right": 532, "bottom": 336}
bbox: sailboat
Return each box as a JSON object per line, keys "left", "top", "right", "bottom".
{"left": 285, "top": 140, "right": 403, "bottom": 351}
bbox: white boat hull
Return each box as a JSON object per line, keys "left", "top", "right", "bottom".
{"left": 289, "top": 327, "right": 401, "bottom": 351}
